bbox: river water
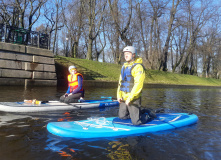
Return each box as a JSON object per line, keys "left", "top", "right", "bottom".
{"left": 0, "top": 85, "right": 220, "bottom": 160}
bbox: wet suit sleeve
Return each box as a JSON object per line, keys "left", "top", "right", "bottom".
{"left": 71, "top": 76, "right": 83, "bottom": 94}
{"left": 66, "top": 86, "right": 70, "bottom": 94}
{"left": 117, "top": 74, "right": 122, "bottom": 99}
{"left": 66, "top": 75, "right": 70, "bottom": 94}
{"left": 127, "top": 64, "right": 145, "bottom": 102}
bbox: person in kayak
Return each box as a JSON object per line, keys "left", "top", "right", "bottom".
{"left": 117, "top": 46, "right": 156, "bottom": 125}
{"left": 60, "top": 65, "right": 84, "bottom": 103}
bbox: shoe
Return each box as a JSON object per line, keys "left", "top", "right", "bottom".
{"left": 141, "top": 109, "right": 157, "bottom": 119}
{"left": 155, "top": 108, "right": 165, "bottom": 113}
{"left": 78, "top": 98, "right": 85, "bottom": 103}
{"left": 148, "top": 111, "right": 157, "bottom": 119}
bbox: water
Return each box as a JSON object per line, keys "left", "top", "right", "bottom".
{"left": 0, "top": 86, "right": 220, "bottom": 160}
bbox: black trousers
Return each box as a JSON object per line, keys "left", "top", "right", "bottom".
{"left": 60, "top": 92, "right": 83, "bottom": 103}
{"left": 118, "top": 97, "right": 149, "bottom": 125}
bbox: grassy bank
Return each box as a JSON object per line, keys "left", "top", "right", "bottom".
{"left": 55, "top": 56, "right": 221, "bottom": 87}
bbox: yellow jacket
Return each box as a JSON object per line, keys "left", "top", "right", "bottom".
{"left": 117, "top": 57, "right": 145, "bottom": 102}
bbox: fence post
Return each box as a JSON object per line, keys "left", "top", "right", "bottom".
{"left": 31, "top": 31, "right": 32, "bottom": 45}
{"left": 38, "top": 33, "right": 40, "bottom": 48}
{"left": 48, "top": 33, "right": 50, "bottom": 50}
{"left": 4, "top": 23, "right": 6, "bottom": 42}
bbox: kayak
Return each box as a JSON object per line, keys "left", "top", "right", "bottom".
{"left": 0, "top": 99, "right": 119, "bottom": 113}
{"left": 47, "top": 113, "right": 198, "bottom": 138}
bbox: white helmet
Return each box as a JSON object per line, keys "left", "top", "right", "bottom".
{"left": 68, "top": 65, "right": 76, "bottom": 72}
{"left": 123, "top": 46, "right": 137, "bottom": 55}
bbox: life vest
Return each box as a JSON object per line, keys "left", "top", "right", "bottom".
{"left": 120, "top": 63, "right": 139, "bottom": 93}
{"left": 68, "top": 73, "right": 84, "bottom": 93}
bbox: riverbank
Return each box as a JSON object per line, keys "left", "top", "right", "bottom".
{"left": 55, "top": 56, "right": 221, "bottom": 87}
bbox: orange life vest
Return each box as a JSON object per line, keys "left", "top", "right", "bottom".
{"left": 68, "top": 73, "right": 84, "bottom": 93}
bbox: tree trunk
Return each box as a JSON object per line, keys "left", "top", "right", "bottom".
{"left": 53, "top": 3, "right": 59, "bottom": 54}
{"left": 116, "top": 33, "right": 121, "bottom": 64}
{"left": 85, "top": 0, "right": 105, "bottom": 60}
{"left": 108, "top": 0, "right": 132, "bottom": 46}
{"left": 72, "top": 42, "right": 78, "bottom": 58}
{"left": 86, "top": 38, "right": 93, "bottom": 60}
{"left": 160, "top": 0, "right": 181, "bottom": 71}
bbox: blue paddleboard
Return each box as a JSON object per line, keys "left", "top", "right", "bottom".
{"left": 47, "top": 113, "right": 198, "bottom": 138}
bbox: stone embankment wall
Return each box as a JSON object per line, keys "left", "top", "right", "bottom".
{"left": 0, "top": 42, "right": 57, "bottom": 86}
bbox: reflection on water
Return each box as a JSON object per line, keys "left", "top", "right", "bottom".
{"left": 142, "top": 88, "right": 221, "bottom": 115}
{"left": 0, "top": 86, "right": 221, "bottom": 160}
{"left": 106, "top": 141, "right": 132, "bottom": 159}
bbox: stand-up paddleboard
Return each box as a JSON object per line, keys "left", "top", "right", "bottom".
{"left": 47, "top": 113, "right": 198, "bottom": 138}
{"left": 0, "top": 99, "right": 119, "bottom": 113}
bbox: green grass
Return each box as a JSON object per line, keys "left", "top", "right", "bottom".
{"left": 55, "top": 56, "right": 221, "bottom": 86}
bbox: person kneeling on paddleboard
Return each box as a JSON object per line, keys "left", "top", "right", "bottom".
{"left": 60, "top": 65, "right": 84, "bottom": 103}
{"left": 117, "top": 46, "right": 156, "bottom": 125}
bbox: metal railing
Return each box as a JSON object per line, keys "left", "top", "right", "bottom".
{"left": 0, "top": 23, "right": 50, "bottom": 49}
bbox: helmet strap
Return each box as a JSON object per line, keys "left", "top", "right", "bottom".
{"left": 129, "top": 54, "right": 136, "bottom": 62}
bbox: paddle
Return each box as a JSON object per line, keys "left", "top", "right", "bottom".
{"left": 100, "top": 96, "right": 117, "bottom": 100}
{"left": 101, "top": 96, "right": 112, "bottom": 99}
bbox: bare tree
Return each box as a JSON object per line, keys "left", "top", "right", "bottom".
{"left": 159, "top": 0, "right": 182, "bottom": 71}
{"left": 180, "top": 0, "right": 219, "bottom": 75}
{"left": 0, "top": 1, "right": 14, "bottom": 25}
{"left": 82, "top": 0, "right": 106, "bottom": 60}
{"left": 108, "top": 0, "right": 137, "bottom": 64}
{"left": 94, "top": 18, "right": 106, "bottom": 61}
{"left": 108, "top": 0, "right": 133, "bottom": 46}
{"left": 138, "top": 0, "right": 168, "bottom": 69}
{"left": 61, "top": 0, "right": 85, "bottom": 58}
{"left": 200, "top": 27, "right": 220, "bottom": 78}
{"left": 15, "top": 0, "right": 46, "bottom": 30}
{"left": 44, "top": 0, "right": 64, "bottom": 54}
{"left": 136, "top": 1, "right": 150, "bottom": 64}
{"left": 171, "top": 25, "right": 188, "bottom": 73}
